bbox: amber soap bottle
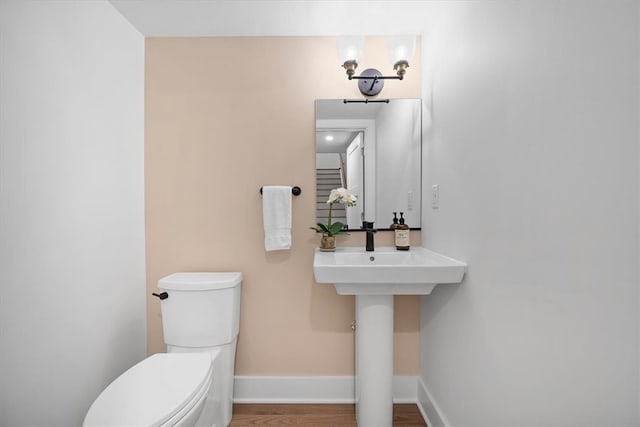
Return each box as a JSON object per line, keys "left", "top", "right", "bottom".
{"left": 395, "top": 212, "right": 410, "bottom": 251}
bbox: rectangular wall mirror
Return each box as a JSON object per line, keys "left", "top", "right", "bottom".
{"left": 315, "top": 99, "right": 422, "bottom": 231}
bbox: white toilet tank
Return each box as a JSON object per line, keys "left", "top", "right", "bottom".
{"left": 158, "top": 272, "right": 241, "bottom": 347}
{"left": 158, "top": 272, "right": 242, "bottom": 427}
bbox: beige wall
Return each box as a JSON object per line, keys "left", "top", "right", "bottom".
{"left": 145, "top": 37, "right": 422, "bottom": 375}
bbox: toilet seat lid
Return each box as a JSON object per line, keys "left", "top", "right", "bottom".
{"left": 84, "top": 353, "right": 212, "bottom": 427}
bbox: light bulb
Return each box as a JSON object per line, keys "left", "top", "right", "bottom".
{"left": 337, "top": 36, "right": 365, "bottom": 63}
{"left": 389, "top": 35, "right": 416, "bottom": 66}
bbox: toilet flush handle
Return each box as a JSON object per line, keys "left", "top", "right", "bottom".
{"left": 152, "top": 292, "right": 169, "bottom": 300}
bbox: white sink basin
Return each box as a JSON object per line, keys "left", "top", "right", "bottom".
{"left": 313, "top": 246, "right": 466, "bottom": 295}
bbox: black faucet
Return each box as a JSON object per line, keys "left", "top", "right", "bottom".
{"left": 363, "top": 221, "right": 376, "bottom": 252}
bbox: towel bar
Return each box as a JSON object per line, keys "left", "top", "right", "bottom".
{"left": 260, "top": 186, "right": 301, "bottom": 196}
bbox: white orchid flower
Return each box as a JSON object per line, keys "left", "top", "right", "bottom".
{"left": 326, "top": 188, "right": 357, "bottom": 206}
{"left": 313, "top": 187, "right": 357, "bottom": 237}
{"left": 327, "top": 188, "right": 341, "bottom": 204}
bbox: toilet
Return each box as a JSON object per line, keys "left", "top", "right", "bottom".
{"left": 84, "top": 272, "right": 242, "bottom": 427}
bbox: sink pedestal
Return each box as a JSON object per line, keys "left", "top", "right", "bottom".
{"left": 355, "top": 294, "right": 394, "bottom": 427}
{"left": 313, "top": 247, "right": 467, "bottom": 427}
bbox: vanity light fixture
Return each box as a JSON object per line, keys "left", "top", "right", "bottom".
{"left": 337, "top": 35, "right": 416, "bottom": 97}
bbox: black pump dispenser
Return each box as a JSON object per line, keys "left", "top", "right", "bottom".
{"left": 390, "top": 212, "right": 399, "bottom": 229}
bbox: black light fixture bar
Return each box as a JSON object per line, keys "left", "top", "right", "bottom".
{"left": 343, "top": 99, "right": 390, "bottom": 104}
{"left": 349, "top": 75, "right": 403, "bottom": 81}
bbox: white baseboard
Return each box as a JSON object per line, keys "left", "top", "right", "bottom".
{"left": 233, "top": 375, "right": 419, "bottom": 405}
{"left": 416, "top": 376, "right": 448, "bottom": 427}
{"left": 393, "top": 376, "right": 419, "bottom": 404}
{"left": 233, "top": 376, "right": 354, "bottom": 404}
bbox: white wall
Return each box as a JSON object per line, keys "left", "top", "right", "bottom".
{"left": 0, "top": 1, "right": 146, "bottom": 425}
{"left": 420, "top": 1, "right": 639, "bottom": 426}
{"left": 316, "top": 153, "right": 342, "bottom": 170}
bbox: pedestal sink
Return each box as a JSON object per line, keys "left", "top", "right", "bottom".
{"left": 313, "top": 246, "right": 466, "bottom": 427}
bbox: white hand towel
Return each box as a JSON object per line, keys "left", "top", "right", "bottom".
{"left": 262, "top": 186, "right": 292, "bottom": 251}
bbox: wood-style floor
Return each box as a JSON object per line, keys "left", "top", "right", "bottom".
{"left": 229, "top": 404, "right": 427, "bottom": 426}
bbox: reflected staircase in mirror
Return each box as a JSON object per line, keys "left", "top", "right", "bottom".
{"left": 316, "top": 168, "right": 346, "bottom": 225}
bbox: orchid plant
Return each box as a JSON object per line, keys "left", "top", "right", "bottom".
{"left": 311, "top": 187, "right": 357, "bottom": 237}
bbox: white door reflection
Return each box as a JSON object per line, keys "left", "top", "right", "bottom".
{"left": 345, "top": 132, "right": 364, "bottom": 229}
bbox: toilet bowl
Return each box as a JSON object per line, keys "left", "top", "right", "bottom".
{"left": 84, "top": 272, "right": 242, "bottom": 427}
{"left": 84, "top": 352, "right": 217, "bottom": 427}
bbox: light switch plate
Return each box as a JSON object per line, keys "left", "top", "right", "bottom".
{"left": 432, "top": 184, "right": 439, "bottom": 209}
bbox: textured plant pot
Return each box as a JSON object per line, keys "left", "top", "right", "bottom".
{"left": 320, "top": 234, "right": 336, "bottom": 251}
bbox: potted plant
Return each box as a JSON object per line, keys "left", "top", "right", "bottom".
{"left": 311, "top": 187, "right": 357, "bottom": 251}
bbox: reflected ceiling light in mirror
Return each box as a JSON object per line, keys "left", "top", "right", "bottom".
{"left": 325, "top": 135, "right": 334, "bottom": 141}
{"left": 337, "top": 35, "right": 416, "bottom": 97}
